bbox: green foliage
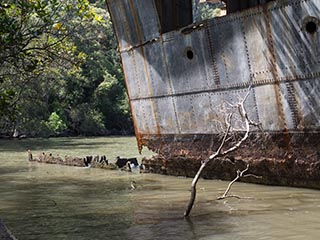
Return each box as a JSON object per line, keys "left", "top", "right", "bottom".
{"left": 46, "top": 112, "right": 67, "bottom": 134}
{"left": 69, "top": 104, "right": 106, "bottom": 135}
{"left": 200, "top": 5, "right": 221, "bottom": 20}
{"left": 0, "top": 0, "right": 93, "bottom": 133}
{"left": 94, "top": 72, "right": 132, "bottom": 132}
{"left": 0, "top": 0, "right": 132, "bottom": 137}
{"left": 194, "top": 2, "right": 223, "bottom": 22}
{"left": 19, "top": 119, "right": 52, "bottom": 137}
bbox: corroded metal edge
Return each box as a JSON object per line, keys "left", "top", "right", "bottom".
{"left": 142, "top": 153, "right": 320, "bottom": 189}
{"left": 140, "top": 132, "right": 320, "bottom": 156}
{"left": 141, "top": 132, "right": 320, "bottom": 189}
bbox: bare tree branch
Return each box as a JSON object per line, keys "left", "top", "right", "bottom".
{"left": 184, "top": 86, "right": 262, "bottom": 217}
{"left": 217, "top": 164, "right": 262, "bottom": 200}
{"left": 217, "top": 164, "right": 249, "bottom": 200}
{"left": 184, "top": 113, "right": 232, "bottom": 217}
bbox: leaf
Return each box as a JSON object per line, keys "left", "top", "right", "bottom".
{"left": 94, "top": 14, "right": 103, "bottom": 23}
{"left": 53, "top": 22, "right": 62, "bottom": 30}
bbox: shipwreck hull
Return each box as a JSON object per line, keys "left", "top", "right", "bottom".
{"left": 106, "top": 0, "right": 320, "bottom": 187}
{"left": 140, "top": 132, "right": 320, "bottom": 188}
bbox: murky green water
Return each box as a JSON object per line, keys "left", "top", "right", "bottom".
{"left": 0, "top": 137, "right": 320, "bottom": 240}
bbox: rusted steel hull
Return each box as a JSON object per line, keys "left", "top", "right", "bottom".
{"left": 106, "top": 0, "right": 320, "bottom": 187}
{"left": 140, "top": 132, "right": 320, "bottom": 188}
{"left": 142, "top": 152, "right": 320, "bottom": 189}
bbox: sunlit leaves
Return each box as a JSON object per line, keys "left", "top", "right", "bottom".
{"left": 46, "top": 112, "right": 67, "bottom": 133}
{"left": 0, "top": 0, "right": 96, "bottom": 133}
{"left": 0, "top": 0, "right": 131, "bottom": 136}
{"left": 94, "top": 14, "right": 103, "bottom": 22}
{"left": 53, "top": 22, "right": 62, "bottom": 30}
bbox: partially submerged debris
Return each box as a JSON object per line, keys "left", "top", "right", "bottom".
{"left": 27, "top": 150, "right": 139, "bottom": 171}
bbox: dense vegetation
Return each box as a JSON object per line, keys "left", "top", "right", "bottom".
{"left": 193, "top": 0, "right": 225, "bottom": 21}
{"left": 0, "top": 0, "right": 132, "bottom": 137}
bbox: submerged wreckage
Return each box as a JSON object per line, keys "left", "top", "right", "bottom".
{"left": 105, "top": 0, "right": 320, "bottom": 188}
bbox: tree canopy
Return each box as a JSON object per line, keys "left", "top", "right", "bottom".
{"left": 0, "top": 0, "right": 132, "bottom": 137}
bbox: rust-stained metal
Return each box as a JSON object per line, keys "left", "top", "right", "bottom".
{"left": 106, "top": 0, "right": 320, "bottom": 187}
{"left": 128, "top": 0, "right": 162, "bottom": 138}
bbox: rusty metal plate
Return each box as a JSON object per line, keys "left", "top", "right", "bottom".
{"left": 143, "top": 41, "right": 173, "bottom": 97}
{"left": 208, "top": 19, "right": 251, "bottom": 88}
{"left": 293, "top": 80, "right": 320, "bottom": 130}
{"left": 153, "top": 97, "right": 180, "bottom": 134}
{"left": 241, "top": 7, "right": 275, "bottom": 83}
{"left": 188, "top": 90, "right": 259, "bottom": 134}
{"left": 107, "top": 0, "right": 159, "bottom": 51}
{"left": 162, "top": 29, "right": 215, "bottom": 94}
{"left": 107, "top": 0, "right": 139, "bottom": 50}
{"left": 121, "top": 49, "right": 150, "bottom": 99}
{"left": 270, "top": 0, "right": 320, "bottom": 80}
{"left": 254, "top": 84, "right": 284, "bottom": 131}
{"left": 131, "top": 99, "right": 158, "bottom": 134}
{"left": 174, "top": 95, "right": 198, "bottom": 134}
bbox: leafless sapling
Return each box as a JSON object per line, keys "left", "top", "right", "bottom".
{"left": 184, "top": 87, "right": 261, "bottom": 217}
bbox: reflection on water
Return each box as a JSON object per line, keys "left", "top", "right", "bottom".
{"left": 0, "top": 137, "right": 320, "bottom": 240}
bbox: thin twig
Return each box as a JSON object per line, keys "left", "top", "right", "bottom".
{"left": 243, "top": 174, "right": 262, "bottom": 179}
{"left": 217, "top": 164, "right": 249, "bottom": 200}
{"left": 217, "top": 165, "right": 262, "bottom": 200}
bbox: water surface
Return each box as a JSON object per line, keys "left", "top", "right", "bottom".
{"left": 0, "top": 137, "right": 319, "bottom": 239}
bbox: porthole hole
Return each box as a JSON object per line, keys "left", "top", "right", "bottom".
{"left": 186, "top": 49, "right": 194, "bottom": 60}
{"left": 305, "top": 21, "right": 317, "bottom": 34}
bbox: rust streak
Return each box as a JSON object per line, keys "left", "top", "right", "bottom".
{"left": 117, "top": 1, "right": 132, "bottom": 51}
{"left": 128, "top": 0, "right": 161, "bottom": 136}
{"left": 160, "top": 37, "right": 182, "bottom": 134}
{"left": 106, "top": 1, "right": 143, "bottom": 152}
{"left": 205, "top": 23, "right": 221, "bottom": 88}
{"left": 120, "top": 55, "right": 143, "bottom": 152}
{"left": 280, "top": 7, "right": 304, "bottom": 130}
{"left": 263, "top": 5, "right": 288, "bottom": 138}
